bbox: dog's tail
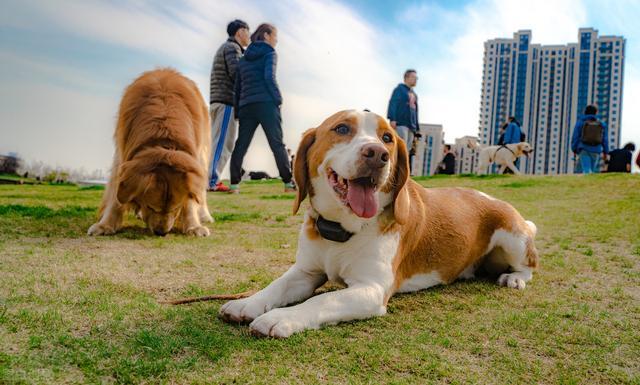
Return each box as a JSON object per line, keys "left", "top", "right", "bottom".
{"left": 160, "top": 290, "right": 256, "bottom": 305}
{"left": 525, "top": 220, "right": 537, "bottom": 237}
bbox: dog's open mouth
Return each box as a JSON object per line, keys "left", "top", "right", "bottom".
{"left": 327, "top": 168, "right": 378, "bottom": 218}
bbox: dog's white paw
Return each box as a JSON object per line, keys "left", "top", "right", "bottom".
{"left": 498, "top": 273, "right": 527, "bottom": 290}
{"left": 185, "top": 226, "right": 210, "bottom": 237}
{"left": 249, "top": 309, "right": 307, "bottom": 338}
{"left": 219, "top": 297, "right": 270, "bottom": 324}
{"left": 87, "top": 223, "right": 116, "bottom": 236}
{"left": 200, "top": 213, "right": 214, "bottom": 223}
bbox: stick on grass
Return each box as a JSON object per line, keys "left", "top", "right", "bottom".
{"left": 161, "top": 290, "right": 256, "bottom": 305}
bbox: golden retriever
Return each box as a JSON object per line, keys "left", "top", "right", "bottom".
{"left": 88, "top": 68, "right": 212, "bottom": 236}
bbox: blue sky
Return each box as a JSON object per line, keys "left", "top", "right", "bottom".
{"left": 1, "top": 0, "right": 639, "bottom": 175}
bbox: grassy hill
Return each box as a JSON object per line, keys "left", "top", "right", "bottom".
{"left": 0, "top": 174, "right": 639, "bottom": 384}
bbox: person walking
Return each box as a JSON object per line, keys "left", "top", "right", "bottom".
{"left": 387, "top": 69, "right": 420, "bottom": 154}
{"left": 208, "top": 19, "right": 250, "bottom": 192}
{"left": 497, "top": 122, "right": 508, "bottom": 145}
{"left": 607, "top": 142, "right": 635, "bottom": 173}
{"left": 571, "top": 105, "right": 609, "bottom": 174}
{"left": 229, "top": 23, "right": 294, "bottom": 193}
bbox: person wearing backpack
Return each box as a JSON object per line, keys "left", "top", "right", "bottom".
{"left": 571, "top": 105, "right": 609, "bottom": 174}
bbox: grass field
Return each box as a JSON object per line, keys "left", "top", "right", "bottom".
{"left": 0, "top": 174, "right": 639, "bottom": 384}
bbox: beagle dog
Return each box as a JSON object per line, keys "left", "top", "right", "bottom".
{"left": 220, "top": 110, "right": 539, "bottom": 338}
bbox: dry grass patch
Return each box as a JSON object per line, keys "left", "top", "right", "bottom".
{"left": 0, "top": 174, "right": 639, "bottom": 384}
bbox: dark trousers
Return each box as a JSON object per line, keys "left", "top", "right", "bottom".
{"left": 230, "top": 102, "right": 292, "bottom": 185}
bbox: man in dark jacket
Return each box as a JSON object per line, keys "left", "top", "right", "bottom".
{"left": 607, "top": 142, "right": 635, "bottom": 173}
{"left": 571, "top": 105, "right": 609, "bottom": 174}
{"left": 230, "top": 24, "right": 293, "bottom": 194}
{"left": 387, "top": 70, "right": 419, "bottom": 153}
{"left": 436, "top": 145, "right": 456, "bottom": 175}
{"left": 208, "top": 19, "right": 250, "bottom": 192}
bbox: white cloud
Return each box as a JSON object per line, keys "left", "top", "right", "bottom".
{"left": 1, "top": 0, "right": 396, "bottom": 177}
{"left": 1, "top": 0, "right": 639, "bottom": 175}
{"left": 413, "top": 0, "right": 587, "bottom": 145}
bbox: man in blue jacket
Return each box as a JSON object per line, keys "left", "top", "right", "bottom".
{"left": 387, "top": 70, "right": 419, "bottom": 153}
{"left": 571, "top": 105, "right": 609, "bottom": 174}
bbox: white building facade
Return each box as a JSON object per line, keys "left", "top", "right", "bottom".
{"left": 479, "top": 28, "right": 625, "bottom": 174}
{"left": 454, "top": 136, "right": 479, "bottom": 174}
{"left": 412, "top": 123, "right": 444, "bottom": 176}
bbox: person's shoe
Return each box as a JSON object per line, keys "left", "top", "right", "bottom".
{"left": 228, "top": 184, "right": 240, "bottom": 194}
{"left": 284, "top": 182, "right": 296, "bottom": 193}
{"left": 213, "top": 182, "right": 230, "bottom": 192}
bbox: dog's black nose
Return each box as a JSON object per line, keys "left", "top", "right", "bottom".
{"left": 153, "top": 229, "right": 167, "bottom": 236}
{"left": 361, "top": 143, "right": 389, "bottom": 168}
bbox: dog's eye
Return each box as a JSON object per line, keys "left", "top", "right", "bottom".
{"left": 382, "top": 133, "right": 393, "bottom": 143}
{"left": 334, "top": 124, "right": 350, "bottom": 135}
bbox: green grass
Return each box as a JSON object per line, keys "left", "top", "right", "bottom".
{"left": 0, "top": 174, "right": 639, "bottom": 384}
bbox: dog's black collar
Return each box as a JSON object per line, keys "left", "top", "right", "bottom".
{"left": 316, "top": 215, "right": 353, "bottom": 242}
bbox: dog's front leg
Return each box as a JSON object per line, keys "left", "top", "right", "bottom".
{"left": 249, "top": 283, "right": 387, "bottom": 338}
{"left": 219, "top": 265, "right": 326, "bottom": 324}
{"left": 88, "top": 182, "right": 124, "bottom": 235}
{"left": 506, "top": 160, "right": 521, "bottom": 175}
{"left": 197, "top": 189, "right": 213, "bottom": 223}
{"left": 181, "top": 199, "right": 210, "bottom": 236}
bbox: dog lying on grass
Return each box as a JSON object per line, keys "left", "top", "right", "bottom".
{"left": 219, "top": 110, "right": 539, "bottom": 337}
{"left": 88, "top": 68, "right": 213, "bottom": 237}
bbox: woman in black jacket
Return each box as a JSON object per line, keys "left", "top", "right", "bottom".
{"left": 229, "top": 23, "right": 294, "bottom": 193}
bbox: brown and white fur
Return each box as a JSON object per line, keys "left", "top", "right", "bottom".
{"left": 88, "top": 68, "right": 213, "bottom": 237}
{"left": 219, "top": 110, "right": 539, "bottom": 338}
{"left": 473, "top": 141, "right": 533, "bottom": 175}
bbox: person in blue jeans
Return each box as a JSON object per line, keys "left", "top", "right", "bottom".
{"left": 571, "top": 105, "right": 609, "bottom": 174}
{"left": 503, "top": 117, "right": 522, "bottom": 145}
{"left": 500, "top": 117, "right": 522, "bottom": 173}
{"left": 387, "top": 70, "right": 419, "bottom": 154}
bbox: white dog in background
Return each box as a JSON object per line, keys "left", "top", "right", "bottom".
{"left": 469, "top": 141, "right": 533, "bottom": 175}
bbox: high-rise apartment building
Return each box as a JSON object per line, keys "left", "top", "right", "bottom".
{"left": 454, "top": 136, "right": 479, "bottom": 174}
{"left": 412, "top": 123, "right": 444, "bottom": 176}
{"left": 479, "top": 28, "right": 624, "bottom": 174}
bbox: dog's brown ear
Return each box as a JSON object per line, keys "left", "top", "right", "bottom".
{"left": 292, "top": 128, "right": 316, "bottom": 215}
{"left": 185, "top": 170, "right": 206, "bottom": 204}
{"left": 392, "top": 138, "right": 410, "bottom": 225}
{"left": 164, "top": 149, "right": 206, "bottom": 204}
{"left": 116, "top": 159, "right": 145, "bottom": 205}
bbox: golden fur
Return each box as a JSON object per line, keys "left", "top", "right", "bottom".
{"left": 88, "top": 68, "right": 213, "bottom": 236}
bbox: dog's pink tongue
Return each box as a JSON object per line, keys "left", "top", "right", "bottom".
{"left": 346, "top": 182, "right": 378, "bottom": 218}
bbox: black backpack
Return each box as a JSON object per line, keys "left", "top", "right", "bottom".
{"left": 581, "top": 120, "right": 603, "bottom": 146}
